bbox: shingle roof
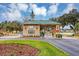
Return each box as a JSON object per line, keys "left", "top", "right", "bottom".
{"left": 24, "top": 20, "right": 61, "bottom": 25}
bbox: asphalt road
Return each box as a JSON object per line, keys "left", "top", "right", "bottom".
{"left": 44, "top": 37, "right": 79, "bottom": 56}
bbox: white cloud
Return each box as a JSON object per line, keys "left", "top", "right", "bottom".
{"left": 1, "top": 10, "right": 22, "bottom": 22}
{"left": 47, "top": 4, "right": 59, "bottom": 15}
{"left": 0, "top": 4, "right": 29, "bottom": 22}
{"left": 0, "top": 3, "right": 47, "bottom": 21}
{"left": 0, "top": 13, "right": 8, "bottom": 21}
{"left": 63, "top": 4, "right": 76, "bottom": 14}
{"left": 0, "top": 4, "right": 22, "bottom": 22}
{"left": 8, "top": 4, "right": 17, "bottom": 11}
{"left": 31, "top": 4, "right": 47, "bottom": 16}
{"left": 17, "top": 3, "right": 28, "bottom": 12}
{"left": 6, "top": 10, "right": 21, "bottom": 21}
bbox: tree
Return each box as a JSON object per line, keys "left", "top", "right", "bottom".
{"left": 75, "top": 23, "right": 79, "bottom": 31}
{"left": 0, "top": 21, "right": 22, "bottom": 32}
{"left": 58, "top": 9, "right": 79, "bottom": 27}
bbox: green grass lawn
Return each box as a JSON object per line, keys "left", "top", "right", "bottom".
{"left": 0, "top": 40, "right": 69, "bottom": 56}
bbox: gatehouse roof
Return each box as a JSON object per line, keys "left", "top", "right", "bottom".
{"left": 24, "top": 20, "right": 61, "bottom": 25}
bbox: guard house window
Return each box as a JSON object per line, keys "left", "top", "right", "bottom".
{"left": 28, "top": 26, "right": 35, "bottom": 34}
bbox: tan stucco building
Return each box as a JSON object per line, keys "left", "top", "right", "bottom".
{"left": 23, "top": 20, "right": 61, "bottom": 37}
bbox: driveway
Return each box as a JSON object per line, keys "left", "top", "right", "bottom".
{"left": 43, "top": 37, "right": 79, "bottom": 56}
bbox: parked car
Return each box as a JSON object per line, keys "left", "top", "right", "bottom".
{"left": 56, "top": 33, "right": 62, "bottom": 38}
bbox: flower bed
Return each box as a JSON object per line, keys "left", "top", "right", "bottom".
{"left": 0, "top": 44, "right": 39, "bottom": 56}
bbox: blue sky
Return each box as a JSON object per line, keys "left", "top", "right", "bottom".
{"left": 0, "top": 3, "right": 79, "bottom": 22}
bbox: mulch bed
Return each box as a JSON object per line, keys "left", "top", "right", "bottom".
{"left": 0, "top": 44, "right": 39, "bottom": 56}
